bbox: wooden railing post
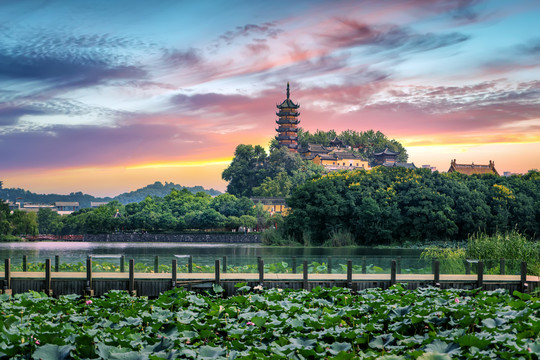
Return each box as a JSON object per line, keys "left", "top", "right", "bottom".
{"left": 520, "top": 262, "right": 528, "bottom": 293}
{"left": 390, "top": 260, "right": 396, "bottom": 286}
{"left": 84, "top": 256, "right": 94, "bottom": 296}
{"left": 154, "top": 256, "right": 159, "bottom": 273}
{"left": 477, "top": 261, "right": 484, "bottom": 289}
{"left": 3, "top": 259, "right": 11, "bottom": 294}
{"left": 303, "top": 260, "right": 308, "bottom": 290}
{"left": 327, "top": 256, "right": 332, "bottom": 274}
{"left": 129, "top": 259, "right": 135, "bottom": 296}
{"left": 465, "top": 260, "right": 471, "bottom": 275}
{"left": 22, "top": 255, "right": 27, "bottom": 272}
{"left": 188, "top": 255, "right": 193, "bottom": 273}
{"left": 500, "top": 258, "right": 505, "bottom": 275}
{"left": 214, "top": 260, "right": 220, "bottom": 287}
{"left": 362, "top": 257, "right": 367, "bottom": 274}
{"left": 171, "top": 259, "right": 177, "bottom": 289}
{"left": 433, "top": 260, "right": 440, "bottom": 287}
{"left": 258, "top": 258, "right": 264, "bottom": 286}
{"left": 292, "top": 257, "right": 297, "bottom": 274}
{"left": 347, "top": 260, "right": 353, "bottom": 289}
{"left": 120, "top": 255, "right": 125, "bottom": 273}
{"left": 222, "top": 256, "right": 227, "bottom": 273}
{"left": 44, "top": 258, "right": 52, "bottom": 296}
{"left": 55, "top": 255, "right": 60, "bottom": 272}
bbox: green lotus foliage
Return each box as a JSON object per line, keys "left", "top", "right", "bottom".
{"left": 0, "top": 286, "right": 538, "bottom": 359}
{"left": 0, "top": 260, "right": 406, "bottom": 274}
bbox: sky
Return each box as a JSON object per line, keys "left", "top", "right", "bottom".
{"left": 1, "top": 0, "right": 539, "bottom": 197}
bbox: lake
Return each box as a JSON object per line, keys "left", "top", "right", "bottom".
{"left": 0, "top": 241, "right": 425, "bottom": 270}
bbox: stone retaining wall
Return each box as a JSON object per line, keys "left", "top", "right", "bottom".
{"left": 83, "top": 233, "right": 260, "bottom": 243}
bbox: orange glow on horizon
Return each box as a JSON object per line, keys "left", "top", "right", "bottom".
{"left": 125, "top": 158, "right": 233, "bottom": 170}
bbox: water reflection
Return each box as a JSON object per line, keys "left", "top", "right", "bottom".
{"left": 0, "top": 242, "right": 423, "bottom": 269}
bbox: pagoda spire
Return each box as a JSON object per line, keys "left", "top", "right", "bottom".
{"left": 275, "top": 82, "right": 300, "bottom": 152}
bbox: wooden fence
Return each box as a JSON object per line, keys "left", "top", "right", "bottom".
{"left": 1, "top": 257, "right": 537, "bottom": 298}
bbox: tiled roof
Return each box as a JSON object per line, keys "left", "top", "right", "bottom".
{"left": 316, "top": 154, "right": 336, "bottom": 160}
{"left": 307, "top": 144, "right": 328, "bottom": 152}
{"left": 448, "top": 160, "right": 499, "bottom": 176}
{"left": 382, "top": 162, "right": 416, "bottom": 169}
{"left": 91, "top": 202, "right": 109, "bottom": 207}
{"left": 55, "top": 202, "right": 79, "bottom": 207}
{"left": 373, "top": 148, "right": 400, "bottom": 156}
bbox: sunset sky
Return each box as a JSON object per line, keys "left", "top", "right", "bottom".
{"left": 1, "top": 0, "right": 539, "bottom": 197}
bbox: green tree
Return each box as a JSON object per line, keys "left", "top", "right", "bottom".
{"left": 211, "top": 194, "right": 254, "bottom": 217}
{"left": 239, "top": 215, "right": 257, "bottom": 231}
{"left": 222, "top": 145, "right": 267, "bottom": 197}
{"left": 0, "top": 200, "right": 11, "bottom": 236}
{"left": 10, "top": 210, "right": 38, "bottom": 236}
{"left": 186, "top": 209, "right": 226, "bottom": 230}
{"left": 252, "top": 172, "right": 292, "bottom": 197}
{"left": 225, "top": 216, "right": 242, "bottom": 231}
{"left": 37, "top": 208, "right": 63, "bottom": 234}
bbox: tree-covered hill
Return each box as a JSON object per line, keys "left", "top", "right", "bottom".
{"left": 0, "top": 181, "right": 221, "bottom": 207}
{"left": 113, "top": 181, "right": 221, "bottom": 204}
{"left": 221, "top": 129, "right": 408, "bottom": 198}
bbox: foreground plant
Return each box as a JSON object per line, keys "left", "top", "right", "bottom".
{"left": 0, "top": 286, "right": 538, "bottom": 359}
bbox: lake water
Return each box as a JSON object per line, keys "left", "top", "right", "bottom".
{"left": 0, "top": 242, "right": 426, "bottom": 270}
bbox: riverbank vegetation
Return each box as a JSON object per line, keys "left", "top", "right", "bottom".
{"left": 420, "top": 231, "right": 540, "bottom": 276}
{"left": 0, "top": 286, "right": 537, "bottom": 359}
{"left": 280, "top": 167, "right": 539, "bottom": 245}
{"left": 26, "top": 190, "right": 279, "bottom": 235}
{"left": 0, "top": 201, "right": 37, "bottom": 241}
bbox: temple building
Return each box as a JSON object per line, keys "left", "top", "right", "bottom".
{"left": 448, "top": 159, "right": 499, "bottom": 176}
{"left": 299, "top": 143, "right": 369, "bottom": 171}
{"left": 373, "top": 148, "right": 400, "bottom": 166}
{"left": 275, "top": 83, "right": 300, "bottom": 152}
{"left": 251, "top": 197, "right": 289, "bottom": 215}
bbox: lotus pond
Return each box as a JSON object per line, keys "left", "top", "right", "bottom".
{"left": 0, "top": 286, "right": 538, "bottom": 359}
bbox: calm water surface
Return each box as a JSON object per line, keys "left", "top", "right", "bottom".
{"left": 0, "top": 242, "right": 425, "bottom": 269}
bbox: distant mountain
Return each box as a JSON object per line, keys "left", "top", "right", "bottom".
{"left": 0, "top": 181, "right": 222, "bottom": 207}
{"left": 112, "top": 181, "right": 222, "bottom": 204}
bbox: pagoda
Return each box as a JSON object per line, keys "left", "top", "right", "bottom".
{"left": 276, "top": 83, "right": 300, "bottom": 151}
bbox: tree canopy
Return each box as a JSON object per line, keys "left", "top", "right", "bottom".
{"left": 32, "top": 190, "right": 278, "bottom": 235}
{"left": 0, "top": 201, "right": 38, "bottom": 239}
{"left": 222, "top": 145, "right": 326, "bottom": 197}
{"left": 283, "top": 167, "right": 540, "bottom": 245}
